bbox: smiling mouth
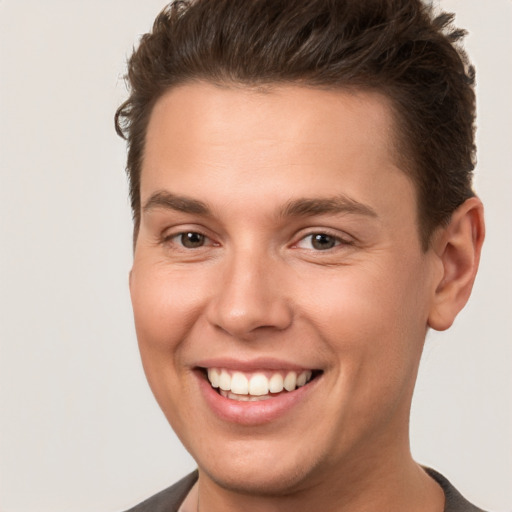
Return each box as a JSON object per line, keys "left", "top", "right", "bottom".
{"left": 204, "top": 368, "right": 321, "bottom": 402}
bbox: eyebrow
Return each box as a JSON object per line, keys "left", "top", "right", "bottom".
{"left": 280, "top": 195, "right": 378, "bottom": 219}
{"left": 142, "top": 191, "right": 377, "bottom": 219}
{"left": 143, "top": 191, "right": 211, "bottom": 215}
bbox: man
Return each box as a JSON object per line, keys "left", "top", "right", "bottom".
{"left": 115, "top": 0, "right": 486, "bottom": 510}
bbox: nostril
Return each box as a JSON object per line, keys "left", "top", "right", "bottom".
{"left": 209, "top": 306, "right": 294, "bottom": 339}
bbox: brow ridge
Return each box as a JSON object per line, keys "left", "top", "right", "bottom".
{"left": 143, "top": 191, "right": 210, "bottom": 215}
{"left": 280, "top": 195, "right": 377, "bottom": 218}
{"left": 142, "top": 191, "right": 377, "bottom": 220}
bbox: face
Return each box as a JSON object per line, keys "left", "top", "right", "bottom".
{"left": 130, "top": 82, "right": 442, "bottom": 495}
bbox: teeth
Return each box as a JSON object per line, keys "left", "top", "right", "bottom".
{"left": 220, "top": 390, "right": 272, "bottom": 401}
{"left": 219, "top": 369, "right": 231, "bottom": 391}
{"left": 283, "top": 371, "right": 297, "bottom": 391}
{"left": 206, "top": 368, "right": 314, "bottom": 397}
{"left": 268, "top": 373, "right": 284, "bottom": 393}
{"left": 231, "top": 372, "right": 249, "bottom": 395}
{"left": 297, "top": 370, "right": 312, "bottom": 387}
{"left": 248, "top": 374, "right": 268, "bottom": 396}
{"left": 207, "top": 368, "right": 220, "bottom": 388}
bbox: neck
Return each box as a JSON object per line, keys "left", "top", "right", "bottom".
{"left": 194, "top": 448, "right": 444, "bottom": 512}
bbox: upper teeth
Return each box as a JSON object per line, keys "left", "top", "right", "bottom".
{"left": 207, "top": 369, "right": 313, "bottom": 396}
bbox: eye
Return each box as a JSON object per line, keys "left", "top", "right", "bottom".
{"left": 296, "top": 232, "right": 342, "bottom": 251}
{"left": 171, "top": 231, "right": 208, "bottom": 249}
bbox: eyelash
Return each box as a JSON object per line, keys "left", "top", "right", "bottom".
{"left": 294, "top": 232, "right": 352, "bottom": 251}
{"left": 161, "top": 229, "right": 352, "bottom": 252}
{"left": 162, "top": 231, "right": 216, "bottom": 249}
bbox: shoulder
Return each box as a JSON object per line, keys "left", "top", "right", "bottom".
{"left": 123, "top": 470, "right": 198, "bottom": 512}
{"left": 424, "top": 467, "right": 488, "bottom": 512}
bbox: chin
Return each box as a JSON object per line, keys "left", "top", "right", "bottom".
{"left": 194, "top": 438, "right": 326, "bottom": 497}
{"left": 204, "top": 461, "right": 316, "bottom": 497}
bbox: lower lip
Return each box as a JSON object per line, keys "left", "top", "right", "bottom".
{"left": 196, "top": 371, "right": 320, "bottom": 426}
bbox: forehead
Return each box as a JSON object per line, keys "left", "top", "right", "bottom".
{"left": 144, "top": 82, "right": 399, "bottom": 166}
{"left": 141, "top": 82, "right": 415, "bottom": 221}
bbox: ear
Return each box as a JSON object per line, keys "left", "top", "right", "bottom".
{"left": 428, "top": 197, "right": 485, "bottom": 331}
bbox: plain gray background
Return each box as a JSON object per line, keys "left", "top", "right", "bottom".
{"left": 1, "top": 1, "right": 510, "bottom": 511}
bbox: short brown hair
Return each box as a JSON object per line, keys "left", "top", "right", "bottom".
{"left": 115, "top": 0, "right": 476, "bottom": 248}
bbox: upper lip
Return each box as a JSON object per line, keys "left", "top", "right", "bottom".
{"left": 194, "top": 357, "right": 319, "bottom": 372}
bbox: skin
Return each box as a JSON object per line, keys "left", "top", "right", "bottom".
{"left": 130, "top": 82, "right": 484, "bottom": 512}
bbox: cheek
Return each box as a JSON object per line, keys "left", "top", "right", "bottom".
{"left": 299, "top": 258, "right": 429, "bottom": 380}
{"left": 130, "top": 262, "right": 208, "bottom": 353}
{"left": 129, "top": 263, "right": 209, "bottom": 425}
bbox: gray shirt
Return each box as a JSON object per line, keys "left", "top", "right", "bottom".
{"left": 124, "top": 467, "right": 487, "bottom": 512}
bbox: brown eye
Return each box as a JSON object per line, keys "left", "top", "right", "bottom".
{"left": 180, "top": 232, "right": 205, "bottom": 248}
{"left": 310, "top": 233, "right": 338, "bottom": 250}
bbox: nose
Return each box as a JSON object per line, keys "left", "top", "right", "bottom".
{"left": 206, "top": 250, "right": 293, "bottom": 339}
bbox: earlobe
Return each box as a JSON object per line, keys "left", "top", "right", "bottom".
{"left": 427, "top": 197, "right": 485, "bottom": 331}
